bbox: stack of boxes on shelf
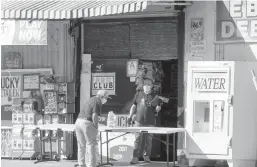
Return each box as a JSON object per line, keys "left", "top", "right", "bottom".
{"left": 11, "top": 98, "right": 42, "bottom": 159}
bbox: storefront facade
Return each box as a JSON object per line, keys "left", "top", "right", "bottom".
{"left": 1, "top": 0, "right": 191, "bottom": 161}
{"left": 1, "top": 20, "right": 76, "bottom": 158}
{"left": 78, "top": 9, "right": 187, "bottom": 161}
{"left": 183, "top": 1, "right": 257, "bottom": 166}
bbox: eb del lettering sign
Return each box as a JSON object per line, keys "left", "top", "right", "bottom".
{"left": 192, "top": 73, "right": 229, "bottom": 93}
{"left": 216, "top": 0, "right": 257, "bottom": 42}
{"left": 92, "top": 73, "right": 116, "bottom": 95}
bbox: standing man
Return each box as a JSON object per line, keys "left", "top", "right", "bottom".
{"left": 75, "top": 90, "right": 111, "bottom": 167}
{"left": 128, "top": 81, "right": 162, "bottom": 164}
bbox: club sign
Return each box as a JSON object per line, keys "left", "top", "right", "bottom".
{"left": 92, "top": 72, "right": 116, "bottom": 95}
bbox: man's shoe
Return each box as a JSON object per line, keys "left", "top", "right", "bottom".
{"left": 130, "top": 157, "right": 139, "bottom": 164}
{"left": 143, "top": 156, "right": 151, "bottom": 163}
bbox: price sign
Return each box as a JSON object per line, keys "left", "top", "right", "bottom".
{"left": 23, "top": 74, "right": 40, "bottom": 90}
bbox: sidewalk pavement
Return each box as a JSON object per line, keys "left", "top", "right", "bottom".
{"left": 1, "top": 159, "right": 173, "bottom": 167}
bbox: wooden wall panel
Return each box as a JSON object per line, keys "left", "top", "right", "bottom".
{"left": 1, "top": 21, "right": 75, "bottom": 83}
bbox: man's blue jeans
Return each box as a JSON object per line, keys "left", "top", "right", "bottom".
{"left": 132, "top": 121, "right": 153, "bottom": 158}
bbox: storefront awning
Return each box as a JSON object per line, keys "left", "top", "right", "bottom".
{"left": 1, "top": 0, "right": 192, "bottom": 20}
{"left": 1, "top": 0, "right": 150, "bottom": 19}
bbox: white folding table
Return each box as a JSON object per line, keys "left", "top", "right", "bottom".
{"left": 31, "top": 124, "right": 185, "bottom": 167}
{"left": 98, "top": 126, "right": 185, "bottom": 167}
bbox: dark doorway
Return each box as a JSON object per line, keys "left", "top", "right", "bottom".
{"left": 138, "top": 59, "right": 178, "bottom": 162}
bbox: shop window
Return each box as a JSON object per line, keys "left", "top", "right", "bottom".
{"left": 193, "top": 101, "right": 210, "bottom": 133}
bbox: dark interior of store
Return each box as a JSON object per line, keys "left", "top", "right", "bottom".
{"left": 90, "top": 59, "right": 178, "bottom": 161}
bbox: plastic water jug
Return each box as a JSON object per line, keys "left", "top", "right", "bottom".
{"left": 107, "top": 111, "right": 116, "bottom": 127}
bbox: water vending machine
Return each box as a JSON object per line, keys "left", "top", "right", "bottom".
{"left": 185, "top": 61, "right": 257, "bottom": 167}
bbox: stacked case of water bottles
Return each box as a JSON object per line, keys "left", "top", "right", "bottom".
{"left": 11, "top": 98, "right": 42, "bottom": 159}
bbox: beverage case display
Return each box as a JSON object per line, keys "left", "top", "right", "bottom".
{"left": 12, "top": 113, "right": 23, "bottom": 124}
{"left": 12, "top": 139, "right": 23, "bottom": 150}
{"left": 12, "top": 125, "right": 23, "bottom": 139}
{"left": 11, "top": 126, "right": 24, "bottom": 158}
{"left": 10, "top": 98, "right": 43, "bottom": 159}
{"left": 22, "top": 127, "right": 40, "bottom": 152}
{"left": 12, "top": 104, "right": 23, "bottom": 124}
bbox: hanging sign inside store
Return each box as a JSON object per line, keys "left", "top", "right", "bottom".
{"left": 92, "top": 73, "right": 116, "bottom": 95}
{"left": 216, "top": 0, "right": 257, "bottom": 42}
{"left": 23, "top": 74, "right": 40, "bottom": 91}
{"left": 192, "top": 72, "right": 229, "bottom": 93}
{"left": 127, "top": 59, "right": 138, "bottom": 77}
{"left": 0, "top": 20, "right": 47, "bottom": 45}
{"left": 1, "top": 76, "right": 21, "bottom": 105}
{"left": 3, "top": 52, "right": 23, "bottom": 69}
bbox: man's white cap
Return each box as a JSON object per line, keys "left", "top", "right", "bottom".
{"left": 97, "top": 90, "right": 111, "bottom": 99}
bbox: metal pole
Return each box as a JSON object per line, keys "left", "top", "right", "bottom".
{"left": 50, "top": 132, "right": 52, "bottom": 159}
{"left": 100, "top": 132, "right": 103, "bottom": 164}
{"left": 167, "top": 134, "right": 169, "bottom": 167}
{"left": 173, "top": 133, "right": 176, "bottom": 167}
{"left": 106, "top": 132, "right": 109, "bottom": 164}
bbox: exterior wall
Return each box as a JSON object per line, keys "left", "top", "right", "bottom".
{"left": 177, "top": 2, "right": 217, "bottom": 157}
{"left": 217, "top": 43, "right": 257, "bottom": 61}
{"left": 184, "top": 1, "right": 216, "bottom": 63}
{"left": 183, "top": 1, "right": 257, "bottom": 128}
{"left": 1, "top": 21, "right": 75, "bottom": 83}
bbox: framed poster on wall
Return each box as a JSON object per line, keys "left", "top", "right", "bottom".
{"left": 23, "top": 73, "right": 40, "bottom": 91}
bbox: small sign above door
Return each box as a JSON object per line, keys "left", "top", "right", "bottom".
{"left": 127, "top": 59, "right": 138, "bottom": 77}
